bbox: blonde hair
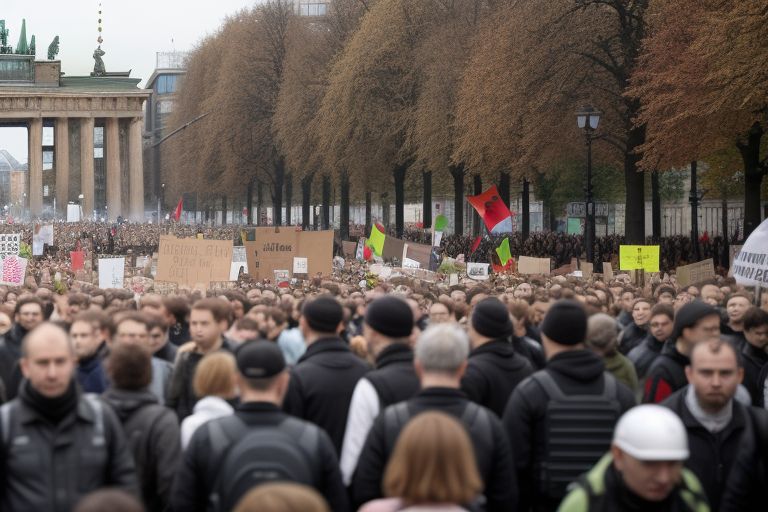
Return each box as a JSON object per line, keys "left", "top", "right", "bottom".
{"left": 233, "top": 482, "right": 330, "bottom": 512}
{"left": 383, "top": 411, "right": 483, "bottom": 505}
{"left": 193, "top": 351, "right": 237, "bottom": 398}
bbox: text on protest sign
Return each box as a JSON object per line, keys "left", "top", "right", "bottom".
{"left": 676, "top": 259, "right": 715, "bottom": 288}
{"left": 244, "top": 228, "right": 333, "bottom": 281}
{"left": 98, "top": 258, "right": 126, "bottom": 289}
{"left": 731, "top": 218, "right": 768, "bottom": 286}
{"left": 156, "top": 236, "right": 234, "bottom": 288}
{"left": 619, "top": 245, "right": 660, "bottom": 272}
{"left": 466, "top": 262, "right": 489, "bottom": 280}
{"left": 0, "top": 234, "right": 20, "bottom": 258}
{"left": 0, "top": 255, "right": 27, "bottom": 286}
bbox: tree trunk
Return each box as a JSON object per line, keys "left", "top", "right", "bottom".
{"left": 737, "top": 121, "right": 766, "bottom": 239}
{"left": 365, "top": 191, "right": 372, "bottom": 236}
{"left": 321, "top": 174, "right": 331, "bottom": 230}
{"left": 450, "top": 165, "right": 465, "bottom": 235}
{"left": 690, "top": 161, "right": 700, "bottom": 261}
{"left": 271, "top": 159, "right": 285, "bottom": 226}
{"left": 472, "top": 174, "right": 482, "bottom": 236}
{"left": 721, "top": 197, "right": 729, "bottom": 268}
{"left": 624, "top": 120, "right": 646, "bottom": 244}
{"left": 382, "top": 193, "right": 390, "bottom": 228}
{"left": 301, "top": 174, "right": 313, "bottom": 230}
{"left": 256, "top": 180, "right": 263, "bottom": 226}
{"left": 285, "top": 173, "right": 293, "bottom": 226}
{"left": 340, "top": 172, "right": 350, "bottom": 240}
{"left": 522, "top": 178, "right": 530, "bottom": 240}
{"left": 393, "top": 165, "right": 407, "bottom": 238}
{"left": 651, "top": 170, "right": 661, "bottom": 242}
{"left": 221, "top": 195, "right": 227, "bottom": 225}
{"left": 498, "top": 171, "right": 510, "bottom": 208}
{"left": 422, "top": 171, "right": 432, "bottom": 229}
{"left": 246, "top": 180, "right": 254, "bottom": 225}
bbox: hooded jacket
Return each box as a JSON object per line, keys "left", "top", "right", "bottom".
{"left": 502, "top": 349, "right": 636, "bottom": 512}
{"left": 0, "top": 323, "right": 28, "bottom": 399}
{"left": 628, "top": 334, "right": 666, "bottom": 380}
{"left": 643, "top": 341, "right": 690, "bottom": 404}
{"left": 102, "top": 388, "right": 181, "bottom": 512}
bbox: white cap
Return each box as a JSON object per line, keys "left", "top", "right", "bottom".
{"left": 612, "top": 405, "right": 689, "bottom": 461}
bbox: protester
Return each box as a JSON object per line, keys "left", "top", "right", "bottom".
{"left": 359, "top": 412, "right": 484, "bottom": 512}
{"left": 352, "top": 323, "right": 517, "bottom": 512}
{"left": 586, "top": 313, "right": 638, "bottom": 393}
{"left": 340, "top": 296, "right": 419, "bottom": 486}
{"left": 0, "top": 323, "right": 137, "bottom": 510}
{"left": 71, "top": 313, "right": 110, "bottom": 393}
{"left": 721, "top": 292, "right": 751, "bottom": 349}
{"left": 509, "top": 300, "right": 546, "bottom": 370}
{"left": 171, "top": 340, "right": 349, "bottom": 512}
{"left": 0, "top": 295, "right": 45, "bottom": 399}
{"left": 180, "top": 351, "right": 237, "bottom": 449}
{"left": 618, "top": 298, "right": 652, "bottom": 355}
{"left": 557, "top": 405, "right": 709, "bottom": 512}
{"left": 628, "top": 303, "right": 674, "bottom": 381}
{"left": 283, "top": 295, "right": 369, "bottom": 455}
{"left": 503, "top": 300, "right": 635, "bottom": 512}
{"left": 102, "top": 342, "right": 181, "bottom": 512}
{"left": 234, "top": 483, "right": 331, "bottom": 512}
{"left": 740, "top": 307, "right": 768, "bottom": 406}
{"left": 146, "top": 312, "right": 178, "bottom": 363}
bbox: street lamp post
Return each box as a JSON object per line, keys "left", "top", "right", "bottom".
{"left": 576, "top": 105, "right": 601, "bottom": 264}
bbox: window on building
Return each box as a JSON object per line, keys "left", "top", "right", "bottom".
{"left": 156, "top": 74, "right": 178, "bottom": 95}
{"left": 300, "top": 2, "right": 327, "bottom": 16}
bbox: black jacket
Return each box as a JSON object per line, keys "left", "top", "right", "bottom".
{"left": 502, "top": 349, "right": 636, "bottom": 512}
{"left": 741, "top": 342, "right": 768, "bottom": 406}
{"left": 154, "top": 340, "right": 178, "bottom": 364}
{"left": 461, "top": 339, "right": 534, "bottom": 417}
{"left": 512, "top": 335, "right": 546, "bottom": 370}
{"left": 167, "top": 342, "right": 232, "bottom": 420}
{"left": 171, "top": 402, "right": 349, "bottom": 512}
{"left": 283, "top": 337, "right": 369, "bottom": 455}
{"left": 627, "top": 334, "right": 666, "bottom": 380}
{"left": 0, "top": 385, "right": 138, "bottom": 511}
{"left": 352, "top": 387, "right": 517, "bottom": 512}
{"left": 618, "top": 321, "right": 648, "bottom": 355}
{"left": 661, "top": 387, "right": 756, "bottom": 510}
{"left": 366, "top": 343, "right": 419, "bottom": 409}
{"left": 720, "top": 406, "right": 768, "bottom": 512}
{"left": 0, "top": 324, "right": 27, "bottom": 399}
{"left": 643, "top": 341, "right": 689, "bottom": 404}
{"left": 103, "top": 388, "right": 181, "bottom": 512}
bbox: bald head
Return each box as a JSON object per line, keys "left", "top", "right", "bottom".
{"left": 20, "top": 323, "right": 76, "bottom": 398}
{"left": 22, "top": 323, "right": 74, "bottom": 358}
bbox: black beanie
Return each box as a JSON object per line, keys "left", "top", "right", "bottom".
{"left": 471, "top": 297, "right": 513, "bottom": 339}
{"left": 541, "top": 300, "right": 587, "bottom": 346}
{"left": 302, "top": 296, "right": 343, "bottom": 334}
{"left": 672, "top": 301, "right": 719, "bottom": 341}
{"left": 365, "top": 296, "right": 414, "bottom": 338}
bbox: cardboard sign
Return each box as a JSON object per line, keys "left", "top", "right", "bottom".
{"left": 210, "top": 281, "right": 238, "bottom": 291}
{"left": 676, "top": 259, "right": 716, "bottom": 288}
{"left": 467, "top": 262, "right": 489, "bottom": 280}
{"left": 603, "top": 262, "right": 614, "bottom": 281}
{"left": 581, "top": 262, "right": 594, "bottom": 278}
{"left": 404, "top": 242, "right": 434, "bottom": 270}
{"left": 244, "top": 228, "right": 333, "bottom": 281}
{"left": 382, "top": 236, "right": 407, "bottom": 261}
{"left": 293, "top": 257, "right": 309, "bottom": 274}
{"left": 98, "top": 258, "right": 126, "bottom": 289}
{"left": 0, "top": 234, "right": 20, "bottom": 258}
{"left": 518, "top": 256, "right": 551, "bottom": 274}
{"left": 153, "top": 281, "right": 179, "bottom": 295}
{"left": 342, "top": 241, "right": 357, "bottom": 258}
{"left": 156, "top": 236, "right": 233, "bottom": 287}
{"left": 0, "top": 255, "right": 27, "bottom": 286}
{"left": 619, "top": 245, "right": 660, "bottom": 272}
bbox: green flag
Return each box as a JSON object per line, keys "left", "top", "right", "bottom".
{"left": 496, "top": 238, "right": 511, "bottom": 266}
{"left": 434, "top": 214, "right": 448, "bottom": 232}
{"left": 368, "top": 223, "right": 386, "bottom": 257}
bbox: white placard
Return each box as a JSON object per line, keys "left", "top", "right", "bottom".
{"left": 449, "top": 273, "right": 459, "bottom": 286}
{"left": 98, "top": 258, "right": 126, "bottom": 289}
{"left": 230, "top": 262, "right": 246, "bottom": 281}
{"left": 67, "top": 204, "right": 82, "bottom": 222}
{"left": 0, "top": 255, "right": 28, "bottom": 286}
{"left": 39, "top": 224, "right": 54, "bottom": 244}
{"left": 466, "top": 262, "right": 489, "bottom": 280}
{"left": 732, "top": 218, "right": 768, "bottom": 286}
{"left": 32, "top": 238, "right": 44, "bottom": 256}
{"left": 293, "top": 257, "right": 308, "bottom": 274}
{"left": 0, "top": 234, "right": 20, "bottom": 258}
{"left": 403, "top": 257, "right": 421, "bottom": 269}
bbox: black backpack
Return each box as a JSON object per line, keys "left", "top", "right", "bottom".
{"left": 206, "top": 415, "right": 320, "bottom": 512}
{"left": 533, "top": 372, "right": 621, "bottom": 501}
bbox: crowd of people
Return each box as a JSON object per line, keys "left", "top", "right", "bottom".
{"left": 0, "top": 248, "right": 765, "bottom": 511}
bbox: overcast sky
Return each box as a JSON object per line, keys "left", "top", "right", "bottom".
{"left": 1, "top": 0, "right": 261, "bottom": 163}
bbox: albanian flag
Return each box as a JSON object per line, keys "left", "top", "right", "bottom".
{"left": 467, "top": 186, "right": 513, "bottom": 234}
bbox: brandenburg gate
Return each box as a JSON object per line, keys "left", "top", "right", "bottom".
{"left": 0, "top": 54, "right": 149, "bottom": 221}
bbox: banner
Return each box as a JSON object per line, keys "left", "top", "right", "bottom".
{"left": 0, "top": 234, "right": 20, "bottom": 258}
{"left": 676, "top": 259, "right": 716, "bottom": 288}
{"left": 98, "top": 258, "right": 125, "bottom": 289}
{"left": 244, "top": 228, "right": 333, "bottom": 281}
{"left": 156, "top": 236, "right": 234, "bottom": 287}
{"left": 518, "top": 256, "right": 551, "bottom": 274}
{"left": 0, "top": 255, "right": 27, "bottom": 286}
{"left": 619, "top": 245, "right": 660, "bottom": 272}
{"left": 467, "top": 186, "right": 513, "bottom": 234}
{"left": 732, "top": 218, "right": 768, "bottom": 286}
{"left": 467, "top": 262, "right": 489, "bottom": 280}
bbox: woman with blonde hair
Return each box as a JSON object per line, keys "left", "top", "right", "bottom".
{"left": 180, "top": 351, "right": 237, "bottom": 449}
{"left": 360, "top": 411, "right": 483, "bottom": 511}
{"left": 234, "top": 482, "right": 330, "bottom": 512}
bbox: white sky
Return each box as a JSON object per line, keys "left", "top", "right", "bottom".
{"left": 0, "top": 0, "right": 263, "bottom": 162}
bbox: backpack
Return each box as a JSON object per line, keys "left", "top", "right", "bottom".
{"left": 533, "top": 372, "right": 621, "bottom": 501}
{"left": 207, "top": 415, "right": 320, "bottom": 512}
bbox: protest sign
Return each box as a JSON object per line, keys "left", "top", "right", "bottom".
{"left": 518, "top": 256, "right": 551, "bottom": 274}
{"left": 732, "top": 218, "right": 768, "bottom": 286}
{"left": 67, "top": 204, "right": 81, "bottom": 222}
{"left": 38, "top": 224, "right": 54, "bottom": 244}
{"left": 0, "top": 255, "right": 27, "bottom": 286}
{"left": 210, "top": 281, "right": 238, "bottom": 291}
{"left": 293, "top": 257, "right": 309, "bottom": 274}
{"left": 449, "top": 273, "right": 459, "bottom": 286}
{"left": 98, "top": 258, "right": 126, "bottom": 289}
{"left": 70, "top": 251, "right": 85, "bottom": 271}
{"left": 299, "top": 231, "right": 334, "bottom": 277}
{"left": 676, "top": 259, "right": 716, "bottom": 288}
{"left": 156, "top": 236, "right": 233, "bottom": 287}
{"left": 230, "top": 246, "right": 248, "bottom": 280}
{"left": 274, "top": 270, "right": 290, "bottom": 287}
{"left": 467, "top": 262, "right": 490, "bottom": 280}
{"left": 603, "top": 262, "right": 614, "bottom": 281}
{"left": 619, "top": 245, "right": 660, "bottom": 272}
{"left": 32, "top": 238, "right": 44, "bottom": 256}
{"left": 581, "top": 262, "right": 594, "bottom": 278}
{"left": 404, "top": 242, "right": 434, "bottom": 269}
{"left": 403, "top": 257, "right": 421, "bottom": 269}
{"left": 244, "top": 228, "right": 334, "bottom": 281}
{"left": 0, "top": 234, "right": 20, "bottom": 258}
{"left": 342, "top": 241, "right": 357, "bottom": 258}
{"left": 382, "top": 236, "right": 407, "bottom": 260}
{"left": 153, "top": 281, "right": 179, "bottom": 295}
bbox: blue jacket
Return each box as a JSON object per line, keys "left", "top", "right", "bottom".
{"left": 77, "top": 355, "right": 109, "bottom": 394}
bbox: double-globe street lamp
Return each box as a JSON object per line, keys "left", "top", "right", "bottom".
{"left": 576, "top": 105, "right": 601, "bottom": 264}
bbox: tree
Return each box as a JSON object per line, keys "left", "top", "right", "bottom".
{"left": 631, "top": 0, "right": 768, "bottom": 237}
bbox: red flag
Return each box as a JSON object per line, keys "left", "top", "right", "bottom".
{"left": 469, "top": 236, "right": 482, "bottom": 255}
{"left": 70, "top": 251, "right": 85, "bottom": 271}
{"left": 467, "top": 186, "right": 513, "bottom": 234}
{"left": 172, "top": 197, "right": 183, "bottom": 222}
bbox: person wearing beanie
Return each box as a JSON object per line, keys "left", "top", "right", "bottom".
{"left": 340, "top": 296, "right": 420, "bottom": 486}
{"left": 461, "top": 297, "right": 534, "bottom": 417}
{"left": 643, "top": 301, "right": 721, "bottom": 404}
{"left": 502, "top": 300, "right": 636, "bottom": 512}
{"left": 283, "top": 295, "right": 369, "bottom": 455}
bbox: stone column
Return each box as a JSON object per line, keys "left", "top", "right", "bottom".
{"left": 128, "top": 117, "right": 144, "bottom": 221}
{"left": 28, "top": 118, "right": 43, "bottom": 217}
{"left": 105, "top": 117, "right": 121, "bottom": 220}
{"left": 54, "top": 117, "right": 69, "bottom": 216}
{"left": 80, "top": 118, "right": 95, "bottom": 219}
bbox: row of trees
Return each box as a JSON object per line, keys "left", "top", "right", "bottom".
{"left": 164, "top": 0, "right": 768, "bottom": 241}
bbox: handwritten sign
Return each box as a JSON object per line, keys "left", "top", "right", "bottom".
{"left": 245, "top": 228, "right": 333, "bottom": 281}
{"left": 676, "top": 259, "right": 716, "bottom": 288}
{"left": 156, "top": 236, "right": 233, "bottom": 287}
{"left": 467, "top": 262, "right": 489, "bottom": 280}
{"left": 153, "top": 281, "right": 179, "bottom": 295}
{"left": 0, "top": 255, "right": 27, "bottom": 286}
{"left": 518, "top": 256, "right": 551, "bottom": 275}
{"left": 274, "top": 270, "right": 290, "bottom": 287}
{"left": 619, "top": 245, "right": 660, "bottom": 272}
{"left": 98, "top": 258, "right": 125, "bottom": 289}
{"left": 403, "top": 257, "right": 421, "bottom": 269}
{"left": 0, "top": 234, "right": 20, "bottom": 258}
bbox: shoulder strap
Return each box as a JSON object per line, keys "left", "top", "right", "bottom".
{"left": 532, "top": 371, "right": 566, "bottom": 400}
{"left": 461, "top": 402, "right": 493, "bottom": 445}
{"left": 384, "top": 402, "right": 411, "bottom": 452}
{"left": 83, "top": 394, "right": 105, "bottom": 447}
{"left": 1, "top": 401, "right": 15, "bottom": 446}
